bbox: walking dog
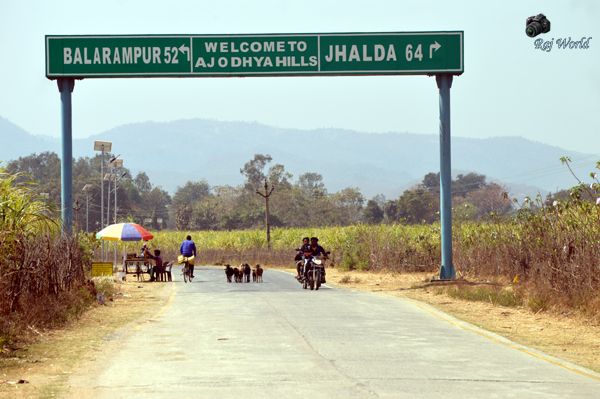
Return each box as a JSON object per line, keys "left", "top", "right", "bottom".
{"left": 255, "top": 264, "right": 263, "bottom": 283}
{"left": 225, "top": 264, "right": 234, "bottom": 283}
{"left": 232, "top": 267, "right": 242, "bottom": 283}
{"left": 243, "top": 263, "right": 251, "bottom": 283}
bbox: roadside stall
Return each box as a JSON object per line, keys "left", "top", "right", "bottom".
{"left": 95, "top": 222, "right": 155, "bottom": 281}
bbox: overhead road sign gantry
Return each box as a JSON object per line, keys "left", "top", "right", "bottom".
{"left": 47, "top": 30, "right": 462, "bottom": 281}
{"left": 46, "top": 32, "right": 463, "bottom": 78}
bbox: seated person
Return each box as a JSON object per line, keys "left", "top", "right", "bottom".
{"left": 144, "top": 248, "right": 164, "bottom": 282}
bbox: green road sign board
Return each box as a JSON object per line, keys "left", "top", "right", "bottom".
{"left": 46, "top": 32, "right": 463, "bottom": 78}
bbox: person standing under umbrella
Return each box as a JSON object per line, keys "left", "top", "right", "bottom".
{"left": 180, "top": 235, "right": 197, "bottom": 279}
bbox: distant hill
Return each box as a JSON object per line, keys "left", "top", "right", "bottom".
{"left": 1, "top": 117, "right": 597, "bottom": 198}
{"left": 0, "top": 116, "right": 58, "bottom": 157}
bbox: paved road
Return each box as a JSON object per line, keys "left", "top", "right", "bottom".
{"left": 69, "top": 267, "right": 600, "bottom": 398}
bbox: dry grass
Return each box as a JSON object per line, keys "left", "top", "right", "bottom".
{"left": 323, "top": 268, "right": 600, "bottom": 373}
{"left": 0, "top": 234, "right": 92, "bottom": 345}
{"left": 0, "top": 281, "right": 174, "bottom": 398}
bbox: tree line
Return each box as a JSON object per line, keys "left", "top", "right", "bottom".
{"left": 5, "top": 152, "right": 170, "bottom": 231}
{"left": 5, "top": 151, "right": 516, "bottom": 231}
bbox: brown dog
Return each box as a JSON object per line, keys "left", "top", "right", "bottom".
{"left": 232, "top": 267, "right": 242, "bottom": 283}
{"left": 256, "top": 264, "right": 263, "bottom": 283}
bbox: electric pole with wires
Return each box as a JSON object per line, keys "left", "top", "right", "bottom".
{"left": 256, "top": 179, "right": 275, "bottom": 250}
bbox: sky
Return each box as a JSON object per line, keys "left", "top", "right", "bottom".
{"left": 0, "top": 0, "right": 599, "bottom": 154}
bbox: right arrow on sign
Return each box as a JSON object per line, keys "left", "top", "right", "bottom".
{"left": 429, "top": 41, "right": 441, "bottom": 58}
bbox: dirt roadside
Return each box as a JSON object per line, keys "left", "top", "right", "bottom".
{"left": 321, "top": 268, "right": 600, "bottom": 374}
{"left": 0, "top": 281, "right": 175, "bottom": 398}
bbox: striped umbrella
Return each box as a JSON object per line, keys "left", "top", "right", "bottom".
{"left": 95, "top": 223, "right": 154, "bottom": 242}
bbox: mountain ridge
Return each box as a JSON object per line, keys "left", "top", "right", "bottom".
{"left": 1, "top": 116, "right": 596, "bottom": 198}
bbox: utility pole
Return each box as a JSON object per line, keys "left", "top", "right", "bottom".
{"left": 105, "top": 155, "right": 121, "bottom": 227}
{"left": 256, "top": 179, "right": 275, "bottom": 250}
{"left": 94, "top": 141, "right": 112, "bottom": 260}
{"left": 73, "top": 199, "right": 81, "bottom": 231}
{"left": 82, "top": 184, "right": 92, "bottom": 232}
{"left": 106, "top": 173, "right": 111, "bottom": 226}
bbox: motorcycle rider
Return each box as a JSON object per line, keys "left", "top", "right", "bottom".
{"left": 305, "top": 236, "right": 328, "bottom": 283}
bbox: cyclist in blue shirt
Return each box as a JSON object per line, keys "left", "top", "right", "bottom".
{"left": 180, "top": 235, "right": 197, "bottom": 278}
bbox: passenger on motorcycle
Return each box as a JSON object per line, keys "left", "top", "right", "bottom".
{"left": 295, "top": 237, "right": 310, "bottom": 280}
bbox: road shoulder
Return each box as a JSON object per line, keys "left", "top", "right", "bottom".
{"left": 323, "top": 268, "right": 600, "bottom": 375}
{"left": 0, "top": 281, "right": 175, "bottom": 398}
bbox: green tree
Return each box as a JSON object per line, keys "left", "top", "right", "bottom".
{"left": 173, "top": 180, "right": 210, "bottom": 207}
{"left": 383, "top": 200, "right": 399, "bottom": 222}
{"left": 134, "top": 172, "right": 152, "bottom": 194}
{"left": 363, "top": 199, "right": 384, "bottom": 224}
{"left": 267, "top": 164, "right": 293, "bottom": 190}
{"left": 140, "top": 187, "right": 171, "bottom": 229}
{"left": 453, "top": 172, "right": 487, "bottom": 197}
{"left": 175, "top": 203, "right": 192, "bottom": 230}
{"left": 6, "top": 152, "right": 61, "bottom": 208}
{"left": 397, "top": 187, "right": 438, "bottom": 224}
{"left": 297, "top": 172, "right": 326, "bottom": 198}
{"left": 465, "top": 183, "right": 512, "bottom": 218}
{"left": 422, "top": 172, "right": 440, "bottom": 193}
{"left": 240, "top": 154, "right": 272, "bottom": 190}
{"left": 191, "top": 198, "right": 220, "bottom": 230}
{"left": 331, "top": 187, "right": 364, "bottom": 225}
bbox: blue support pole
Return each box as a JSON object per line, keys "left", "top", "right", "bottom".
{"left": 436, "top": 74, "right": 455, "bottom": 280}
{"left": 57, "top": 78, "right": 75, "bottom": 234}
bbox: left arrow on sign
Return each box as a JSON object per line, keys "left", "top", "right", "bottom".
{"left": 429, "top": 41, "right": 441, "bottom": 58}
{"left": 179, "top": 44, "right": 190, "bottom": 61}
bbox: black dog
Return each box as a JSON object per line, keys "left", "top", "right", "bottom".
{"left": 243, "top": 263, "right": 251, "bottom": 283}
{"left": 225, "top": 264, "right": 234, "bottom": 283}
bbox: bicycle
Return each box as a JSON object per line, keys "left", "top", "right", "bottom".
{"left": 182, "top": 261, "right": 192, "bottom": 283}
{"left": 178, "top": 255, "right": 194, "bottom": 283}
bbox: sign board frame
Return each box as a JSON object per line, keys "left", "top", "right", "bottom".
{"left": 46, "top": 32, "right": 463, "bottom": 79}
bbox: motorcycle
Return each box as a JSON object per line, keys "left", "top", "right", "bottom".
{"left": 297, "top": 251, "right": 329, "bottom": 291}
{"left": 304, "top": 255, "right": 325, "bottom": 290}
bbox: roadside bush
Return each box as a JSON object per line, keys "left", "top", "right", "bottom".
{"left": 0, "top": 168, "right": 92, "bottom": 346}
{"left": 0, "top": 233, "right": 92, "bottom": 343}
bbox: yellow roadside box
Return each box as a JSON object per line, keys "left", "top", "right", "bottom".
{"left": 91, "top": 262, "right": 114, "bottom": 277}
